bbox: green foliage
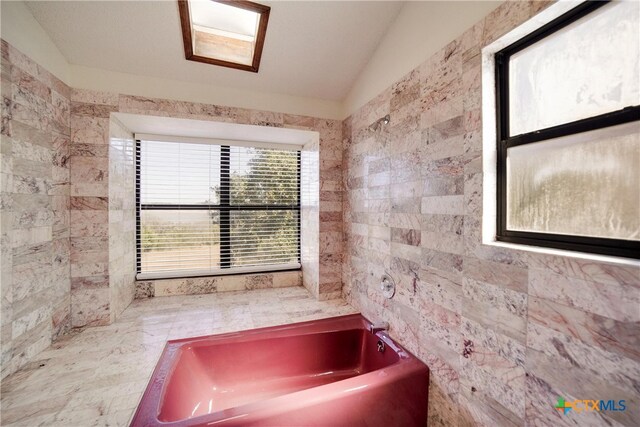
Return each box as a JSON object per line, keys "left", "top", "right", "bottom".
{"left": 228, "top": 148, "right": 299, "bottom": 266}
{"left": 230, "top": 149, "right": 299, "bottom": 205}
{"left": 231, "top": 210, "right": 298, "bottom": 267}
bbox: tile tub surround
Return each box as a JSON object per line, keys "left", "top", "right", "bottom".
{"left": 341, "top": 2, "right": 640, "bottom": 427}
{"left": 135, "top": 270, "right": 302, "bottom": 298}
{"left": 0, "top": 39, "right": 71, "bottom": 380}
{"left": 0, "top": 287, "right": 357, "bottom": 426}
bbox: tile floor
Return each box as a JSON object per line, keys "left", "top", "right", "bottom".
{"left": 0, "top": 287, "right": 356, "bottom": 426}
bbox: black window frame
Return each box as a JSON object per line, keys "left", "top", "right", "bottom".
{"left": 495, "top": 0, "right": 640, "bottom": 259}
{"left": 135, "top": 140, "right": 302, "bottom": 277}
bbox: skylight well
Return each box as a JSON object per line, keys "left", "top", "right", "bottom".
{"left": 178, "top": 0, "right": 270, "bottom": 72}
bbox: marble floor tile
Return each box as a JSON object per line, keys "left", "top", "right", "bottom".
{"left": 0, "top": 287, "right": 356, "bottom": 426}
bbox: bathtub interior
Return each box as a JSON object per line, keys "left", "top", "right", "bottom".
{"left": 158, "top": 328, "right": 400, "bottom": 422}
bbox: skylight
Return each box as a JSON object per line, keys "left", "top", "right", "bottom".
{"left": 178, "top": 0, "right": 270, "bottom": 72}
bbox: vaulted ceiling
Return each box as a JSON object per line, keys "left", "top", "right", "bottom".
{"left": 25, "top": 1, "right": 404, "bottom": 101}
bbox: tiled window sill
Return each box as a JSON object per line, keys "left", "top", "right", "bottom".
{"left": 135, "top": 270, "right": 302, "bottom": 298}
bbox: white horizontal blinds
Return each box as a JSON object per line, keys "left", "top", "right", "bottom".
{"left": 138, "top": 140, "right": 221, "bottom": 275}
{"left": 139, "top": 140, "right": 221, "bottom": 205}
{"left": 229, "top": 146, "right": 300, "bottom": 268}
{"left": 137, "top": 139, "right": 300, "bottom": 278}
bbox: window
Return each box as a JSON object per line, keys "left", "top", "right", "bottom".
{"left": 495, "top": 0, "right": 640, "bottom": 259}
{"left": 178, "top": 0, "right": 270, "bottom": 72}
{"left": 136, "top": 138, "right": 300, "bottom": 279}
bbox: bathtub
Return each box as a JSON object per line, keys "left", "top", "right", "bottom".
{"left": 131, "top": 314, "right": 429, "bottom": 426}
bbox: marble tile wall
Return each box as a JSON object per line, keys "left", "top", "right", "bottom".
{"left": 301, "top": 138, "right": 320, "bottom": 298}
{"left": 135, "top": 270, "right": 302, "bottom": 298}
{"left": 117, "top": 98, "right": 344, "bottom": 300}
{"left": 342, "top": 1, "right": 640, "bottom": 426}
{"left": 72, "top": 90, "right": 342, "bottom": 299}
{"left": 108, "top": 117, "right": 135, "bottom": 320}
{"left": 64, "top": 91, "right": 343, "bottom": 324}
{"left": 2, "top": 40, "right": 343, "bottom": 371}
{"left": 69, "top": 89, "right": 118, "bottom": 327}
{"left": 0, "top": 40, "right": 71, "bottom": 379}
{"left": 315, "top": 119, "right": 344, "bottom": 301}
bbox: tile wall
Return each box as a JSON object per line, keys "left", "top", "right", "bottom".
{"left": 65, "top": 91, "right": 344, "bottom": 325}
{"left": 301, "top": 138, "right": 320, "bottom": 298}
{"left": 108, "top": 116, "right": 136, "bottom": 319}
{"left": 1, "top": 40, "right": 71, "bottom": 379}
{"left": 69, "top": 89, "right": 118, "bottom": 326}
{"left": 341, "top": 1, "right": 639, "bottom": 426}
{"left": 135, "top": 270, "right": 302, "bottom": 298}
{"left": 1, "top": 39, "right": 344, "bottom": 370}
{"left": 66, "top": 90, "right": 342, "bottom": 318}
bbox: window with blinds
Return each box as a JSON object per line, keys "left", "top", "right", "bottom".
{"left": 136, "top": 138, "right": 301, "bottom": 279}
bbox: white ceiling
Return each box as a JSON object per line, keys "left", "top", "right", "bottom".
{"left": 25, "top": 1, "right": 404, "bottom": 102}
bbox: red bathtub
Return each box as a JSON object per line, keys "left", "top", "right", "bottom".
{"left": 131, "top": 314, "right": 429, "bottom": 426}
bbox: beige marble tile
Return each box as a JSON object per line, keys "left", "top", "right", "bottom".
{"left": 340, "top": 2, "right": 640, "bottom": 425}
{"left": 2, "top": 39, "right": 71, "bottom": 382}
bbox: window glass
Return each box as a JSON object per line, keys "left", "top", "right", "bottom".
{"left": 140, "top": 141, "right": 221, "bottom": 205}
{"left": 140, "top": 210, "right": 221, "bottom": 273}
{"left": 230, "top": 210, "right": 299, "bottom": 268}
{"left": 507, "top": 121, "right": 640, "bottom": 240}
{"left": 509, "top": 1, "right": 640, "bottom": 135}
{"left": 230, "top": 147, "right": 299, "bottom": 205}
{"left": 137, "top": 140, "right": 300, "bottom": 277}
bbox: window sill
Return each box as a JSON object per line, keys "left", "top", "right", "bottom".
{"left": 482, "top": 238, "right": 640, "bottom": 267}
